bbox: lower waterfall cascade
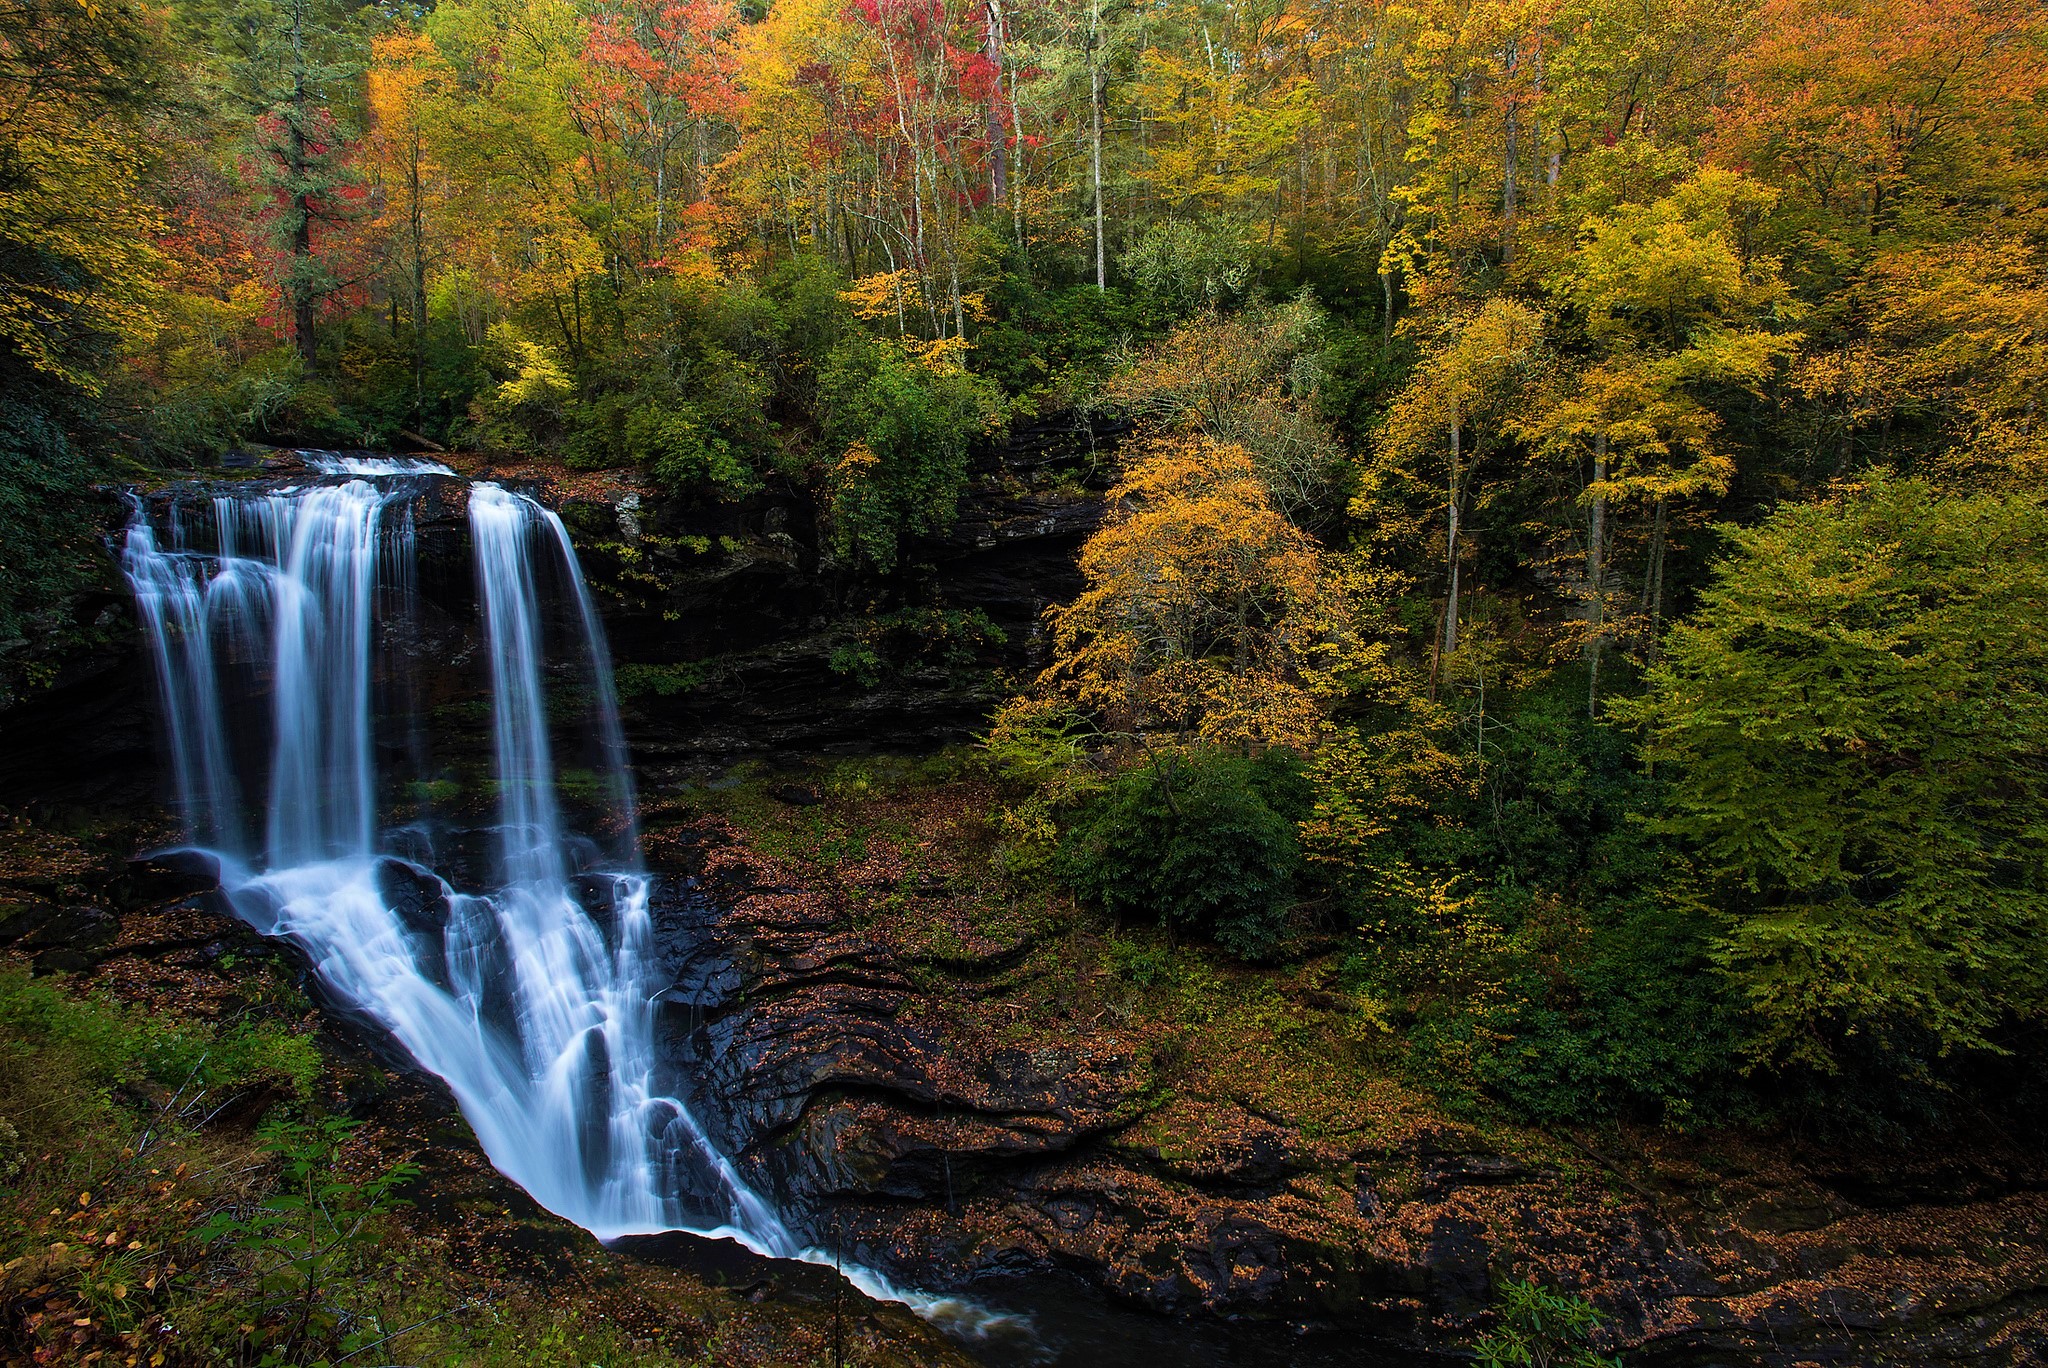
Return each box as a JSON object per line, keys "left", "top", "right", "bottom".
{"left": 120, "top": 459, "right": 1016, "bottom": 1340}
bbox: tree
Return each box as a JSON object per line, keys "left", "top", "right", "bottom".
{"left": 1790, "top": 240, "right": 2048, "bottom": 484}
{"left": 203, "top": 0, "right": 368, "bottom": 364}
{"left": 0, "top": 0, "right": 164, "bottom": 392}
{"left": 1713, "top": 0, "right": 2048, "bottom": 240}
{"left": 0, "top": 0, "right": 165, "bottom": 690}
{"left": 423, "top": 0, "right": 605, "bottom": 358}
{"left": 1062, "top": 747, "right": 1309, "bottom": 959}
{"left": 1519, "top": 168, "right": 1798, "bottom": 708}
{"left": 1029, "top": 433, "right": 1369, "bottom": 748}
{"left": 1624, "top": 475, "right": 2048, "bottom": 1069}
{"left": 818, "top": 336, "right": 1005, "bottom": 574}
{"left": 1364, "top": 297, "right": 1545, "bottom": 683}
{"left": 365, "top": 28, "right": 446, "bottom": 410}
{"left": 574, "top": 0, "right": 741, "bottom": 268}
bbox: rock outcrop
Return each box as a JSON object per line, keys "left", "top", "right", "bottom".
{"left": 646, "top": 814, "right": 2048, "bottom": 1368}
{"left": 0, "top": 418, "right": 1119, "bottom": 815}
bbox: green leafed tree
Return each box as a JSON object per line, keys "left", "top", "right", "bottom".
{"left": 1624, "top": 474, "right": 2048, "bottom": 1069}
{"left": 0, "top": 0, "right": 166, "bottom": 694}
{"left": 818, "top": 337, "right": 1004, "bottom": 576}
{"left": 192, "top": 0, "right": 366, "bottom": 364}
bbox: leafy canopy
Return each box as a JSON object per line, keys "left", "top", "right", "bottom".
{"left": 1624, "top": 475, "right": 2048, "bottom": 1068}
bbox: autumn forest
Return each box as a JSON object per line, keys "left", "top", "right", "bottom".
{"left": 6, "top": 0, "right": 2048, "bottom": 1360}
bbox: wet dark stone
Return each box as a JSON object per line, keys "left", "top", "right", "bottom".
{"left": 2, "top": 902, "right": 119, "bottom": 957}
{"left": 608, "top": 1229, "right": 862, "bottom": 1306}
{"left": 375, "top": 858, "right": 451, "bottom": 936}
{"left": 1420, "top": 1216, "right": 1491, "bottom": 1319}
{"left": 577, "top": 1026, "right": 614, "bottom": 1186}
{"left": 1418, "top": 1152, "right": 1550, "bottom": 1196}
{"left": 113, "top": 850, "right": 223, "bottom": 910}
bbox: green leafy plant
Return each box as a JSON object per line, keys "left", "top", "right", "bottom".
{"left": 1622, "top": 475, "right": 2048, "bottom": 1070}
{"left": 613, "top": 661, "right": 707, "bottom": 698}
{"left": 827, "top": 606, "right": 1009, "bottom": 689}
{"left": 193, "top": 1115, "right": 421, "bottom": 1365}
{"left": 818, "top": 337, "right": 1005, "bottom": 574}
{"left": 1472, "top": 1278, "right": 1624, "bottom": 1368}
{"left": 1062, "top": 747, "right": 1309, "bottom": 959}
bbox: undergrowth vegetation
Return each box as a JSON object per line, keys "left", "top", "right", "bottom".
{"left": 0, "top": 965, "right": 821, "bottom": 1367}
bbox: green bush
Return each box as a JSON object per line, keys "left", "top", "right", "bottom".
{"left": 1326, "top": 679, "right": 1748, "bottom": 1128}
{"left": 826, "top": 605, "right": 1008, "bottom": 688}
{"left": 971, "top": 272, "right": 1171, "bottom": 401}
{"left": 1472, "top": 1278, "right": 1621, "bottom": 1368}
{"left": 1062, "top": 748, "right": 1308, "bottom": 960}
{"left": 817, "top": 337, "right": 1005, "bottom": 574}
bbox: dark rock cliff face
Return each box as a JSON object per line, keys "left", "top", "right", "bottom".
{"left": 0, "top": 417, "right": 1119, "bottom": 813}
{"left": 648, "top": 821, "right": 2048, "bottom": 1368}
{"left": 560, "top": 414, "right": 1118, "bottom": 770}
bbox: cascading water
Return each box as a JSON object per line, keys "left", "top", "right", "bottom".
{"left": 122, "top": 465, "right": 797, "bottom": 1248}
{"left": 123, "top": 460, "right": 1025, "bottom": 1344}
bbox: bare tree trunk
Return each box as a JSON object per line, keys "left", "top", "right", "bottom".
{"left": 1444, "top": 400, "right": 1463, "bottom": 657}
{"left": 653, "top": 118, "right": 666, "bottom": 249}
{"left": 1091, "top": 0, "right": 1106, "bottom": 291}
{"left": 950, "top": 255, "right": 966, "bottom": 339}
{"left": 693, "top": 117, "right": 707, "bottom": 204}
{"left": 1500, "top": 37, "right": 1519, "bottom": 265}
{"left": 1586, "top": 431, "right": 1607, "bottom": 716}
{"left": 408, "top": 130, "right": 426, "bottom": 411}
{"left": 287, "top": 0, "right": 316, "bottom": 366}
{"left": 986, "top": 0, "right": 1007, "bottom": 207}
{"left": 1643, "top": 497, "right": 1668, "bottom": 661}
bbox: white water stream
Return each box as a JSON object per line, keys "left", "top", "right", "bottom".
{"left": 122, "top": 462, "right": 1021, "bottom": 1343}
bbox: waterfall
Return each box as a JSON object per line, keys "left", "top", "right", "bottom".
{"left": 123, "top": 462, "right": 1027, "bottom": 1344}
{"left": 121, "top": 467, "right": 798, "bottom": 1248}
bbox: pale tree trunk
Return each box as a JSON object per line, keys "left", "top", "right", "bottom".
{"left": 1004, "top": 3, "right": 1027, "bottom": 255}
{"left": 407, "top": 127, "right": 426, "bottom": 410}
{"left": 1642, "top": 497, "right": 1668, "bottom": 660}
{"left": 1090, "top": 0, "right": 1106, "bottom": 291}
{"left": 986, "top": 0, "right": 1007, "bottom": 208}
{"left": 653, "top": 122, "right": 666, "bottom": 250}
{"left": 1500, "top": 37, "right": 1518, "bottom": 265}
{"left": 880, "top": 39, "right": 932, "bottom": 327}
{"left": 1444, "top": 401, "right": 1463, "bottom": 657}
{"left": 1585, "top": 431, "right": 1607, "bottom": 716}
{"left": 693, "top": 117, "right": 707, "bottom": 203}
{"left": 287, "top": 0, "right": 316, "bottom": 366}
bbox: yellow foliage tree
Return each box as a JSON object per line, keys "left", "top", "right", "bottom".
{"left": 1025, "top": 434, "right": 1374, "bottom": 750}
